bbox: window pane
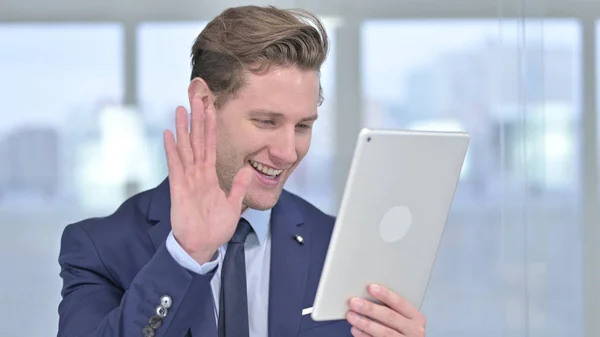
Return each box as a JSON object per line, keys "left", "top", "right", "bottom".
{"left": 137, "top": 22, "right": 208, "bottom": 194}
{"left": 361, "top": 19, "right": 582, "bottom": 337}
{"left": 0, "top": 23, "right": 124, "bottom": 337}
{"left": 138, "top": 20, "right": 338, "bottom": 214}
{"left": 137, "top": 21, "right": 207, "bottom": 118}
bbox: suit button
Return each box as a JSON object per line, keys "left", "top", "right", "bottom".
{"left": 155, "top": 305, "right": 168, "bottom": 318}
{"left": 149, "top": 315, "right": 163, "bottom": 329}
{"left": 160, "top": 295, "right": 172, "bottom": 309}
{"left": 142, "top": 325, "right": 155, "bottom": 337}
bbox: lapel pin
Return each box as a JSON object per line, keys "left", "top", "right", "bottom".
{"left": 294, "top": 234, "right": 304, "bottom": 245}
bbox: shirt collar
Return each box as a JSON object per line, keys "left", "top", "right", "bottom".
{"left": 241, "top": 207, "right": 271, "bottom": 245}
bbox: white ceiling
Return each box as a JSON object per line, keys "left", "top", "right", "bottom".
{"left": 2, "top": 0, "right": 600, "bottom": 22}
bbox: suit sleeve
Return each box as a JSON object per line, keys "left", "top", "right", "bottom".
{"left": 57, "top": 223, "right": 215, "bottom": 337}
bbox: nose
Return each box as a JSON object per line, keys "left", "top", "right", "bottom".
{"left": 270, "top": 128, "right": 298, "bottom": 166}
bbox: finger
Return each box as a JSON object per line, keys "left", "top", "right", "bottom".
{"left": 350, "top": 326, "right": 373, "bottom": 337}
{"left": 163, "top": 129, "right": 184, "bottom": 187}
{"left": 204, "top": 100, "right": 218, "bottom": 166}
{"left": 349, "top": 297, "right": 411, "bottom": 334}
{"left": 368, "top": 285, "right": 421, "bottom": 320}
{"left": 227, "top": 166, "right": 253, "bottom": 208}
{"left": 346, "top": 311, "right": 402, "bottom": 337}
{"left": 189, "top": 94, "right": 205, "bottom": 164}
{"left": 175, "top": 106, "right": 194, "bottom": 168}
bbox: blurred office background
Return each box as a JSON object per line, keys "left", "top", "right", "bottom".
{"left": 0, "top": 0, "right": 598, "bottom": 336}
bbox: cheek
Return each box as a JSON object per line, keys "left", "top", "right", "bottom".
{"left": 296, "top": 135, "right": 312, "bottom": 159}
{"left": 217, "top": 118, "right": 251, "bottom": 151}
{"left": 216, "top": 124, "right": 244, "bottom": 165}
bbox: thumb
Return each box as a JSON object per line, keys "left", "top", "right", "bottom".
{"left": 228, "top": 166, "right": 253, "bottom": 208}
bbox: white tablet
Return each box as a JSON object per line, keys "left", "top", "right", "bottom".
{"left": 311, "top": 128, "right": 470, "bottom": 321}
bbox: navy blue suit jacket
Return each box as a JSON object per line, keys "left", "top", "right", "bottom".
{"left": 57, "top": 178, "right": 352, "bottom": 336}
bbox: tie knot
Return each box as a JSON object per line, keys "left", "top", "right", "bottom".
{"left": 230, "top": 218, "right": 253, "bottom": 243}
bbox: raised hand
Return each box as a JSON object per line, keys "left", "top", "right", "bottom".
{"left": 163, "top": 93, "right": 254, "bottom": 264}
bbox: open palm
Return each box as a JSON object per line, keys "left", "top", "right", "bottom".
{"left": 163, "top": 94, "right": 253, "bottom": 263}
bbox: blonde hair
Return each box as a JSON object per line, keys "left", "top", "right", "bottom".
{"left": 190, "top": 5, "right": 329, "bottom": 108}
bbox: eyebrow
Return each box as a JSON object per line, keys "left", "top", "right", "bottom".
{"left": 249, "top": 109, "right": 318, "bottom": 122}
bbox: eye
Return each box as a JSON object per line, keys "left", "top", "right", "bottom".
{"left": 296, "top": 122, "right": 314, "bottom": 130}
{"left": 255, "top": 119, "right": 275, "bottom": 125}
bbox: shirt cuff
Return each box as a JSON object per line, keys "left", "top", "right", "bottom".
{"left": 165, "top": 230, "right": 219, "bottom": 274}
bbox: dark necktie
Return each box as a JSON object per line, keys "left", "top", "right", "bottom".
{"left": 218, "top": 218, "right": 253, "bottom": 337}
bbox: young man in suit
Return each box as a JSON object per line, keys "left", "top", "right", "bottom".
{"left": 57, "top": 5, "right": 427, "bottom": 337}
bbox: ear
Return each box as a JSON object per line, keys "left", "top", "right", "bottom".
{"left": 188, "top": 77, "right": 214, "bottom": 108}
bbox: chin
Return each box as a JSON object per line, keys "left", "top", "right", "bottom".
{"left": 244, "top": 188, "right": 284, "bottom": 210}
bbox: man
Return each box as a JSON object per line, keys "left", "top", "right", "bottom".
{"left": 57, "top": 5, "right": 427, "bottom": 337}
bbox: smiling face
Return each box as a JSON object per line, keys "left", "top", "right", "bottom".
{"left": 191, "top": 66, "right": 320, "bottom": 210}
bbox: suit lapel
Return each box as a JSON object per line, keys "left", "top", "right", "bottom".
{"left": 268, "top": 191, "right": 309, "bottom": 337}
{"left": 146, "top": 178, "right": 217, "bottom": 337}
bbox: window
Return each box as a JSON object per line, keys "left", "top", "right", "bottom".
{"left": 361, "top": 19, "right": 582, "bottom": 336}
{"left": 136, "top": 22, "right": 209, "bottom": 191}
{"left": 0, "top": 23, "right": 124, "bottom": 211}
{"left": 0, "top": 23, "right": 124, "bottom": 337}
{"left": 137, "top": 21, "right": 207, "bottom": 118}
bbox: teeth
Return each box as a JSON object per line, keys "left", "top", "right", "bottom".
{"left": 250, "top": 160, "right": 283, "bottom": 176}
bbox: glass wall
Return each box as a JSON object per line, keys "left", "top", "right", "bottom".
{"left": 0, "top": 23, "right": 124, "bottom": 336}
{"left": 0, "top": 2, "right": 597, "bottom": 337}
{"left": 361, "top": 19, "right": 583, "bottom": 337}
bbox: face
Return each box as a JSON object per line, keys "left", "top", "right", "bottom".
{"left": 192, "top": 66, "right": 320, "bottom": 210}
